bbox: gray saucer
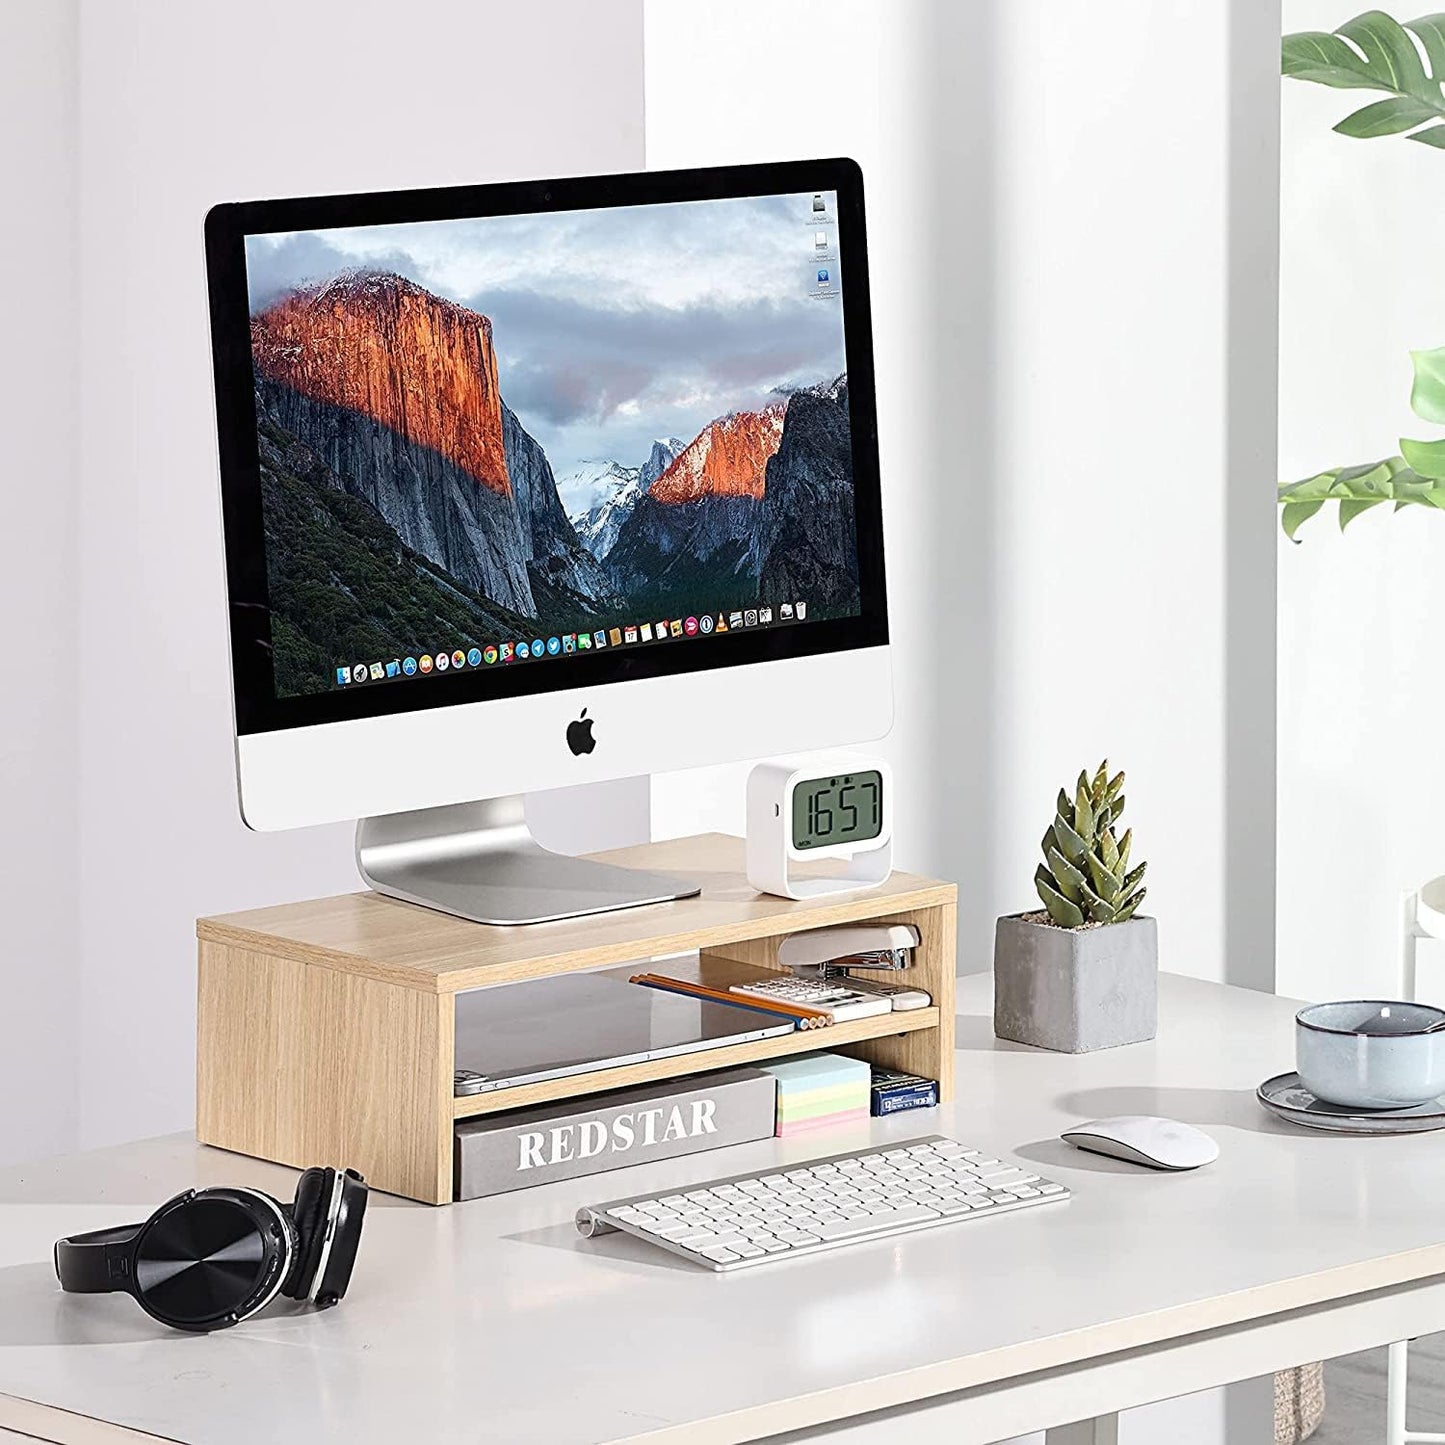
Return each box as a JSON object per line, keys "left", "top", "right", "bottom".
{"left": 1257, "top": 1071, "right": 1445, "bottom": 1133}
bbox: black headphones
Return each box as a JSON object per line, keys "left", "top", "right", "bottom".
{"left": 54, "top": 1166, "right": 367, "bottom": 1332}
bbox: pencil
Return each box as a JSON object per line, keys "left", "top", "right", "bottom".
{"left": 629, "top": 973, "right": 833, "bottom": 1029}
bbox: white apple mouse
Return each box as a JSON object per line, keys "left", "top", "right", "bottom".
{"left": 1061, "top": 1115, "right": 1219, "bottom": 1171}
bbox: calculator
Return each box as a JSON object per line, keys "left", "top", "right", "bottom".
{"left": 728, "top": 977, "right": 893, "bottom": 1022}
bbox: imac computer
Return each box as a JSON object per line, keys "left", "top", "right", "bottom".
{"left": 204, "top": 158, "right": 890, "bottom": 925}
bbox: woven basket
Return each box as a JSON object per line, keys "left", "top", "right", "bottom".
{"left": 1275, "top": 1362, "right": 1326, "bottom": 1444}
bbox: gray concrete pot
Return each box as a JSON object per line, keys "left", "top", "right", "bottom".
{"left": 993, "top": 912, "right": 1158, "bottom": 1053}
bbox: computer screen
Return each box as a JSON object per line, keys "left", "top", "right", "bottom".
{"left": 207, "top": 161, "right": 885, "bottom": 740}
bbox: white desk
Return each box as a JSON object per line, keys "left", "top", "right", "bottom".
{"left": 2, "top": 973, "right": 1443, "bottom": 1445}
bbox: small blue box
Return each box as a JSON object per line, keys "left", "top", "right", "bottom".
{"left": 870, "top": 1069, "right": 939, "bottom": 1116}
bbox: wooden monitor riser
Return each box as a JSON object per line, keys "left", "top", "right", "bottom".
{"left": 196, "top": 833, "right": 957, "bottom": 1203}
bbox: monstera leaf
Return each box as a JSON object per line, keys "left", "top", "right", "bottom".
{"left": 1279, "top": 350, "right": 1445, "bottom": 538}
{"left": 1283, "top": 11, "right": 1445, "bottom": 146}
{"left": 1412, "top": 344, "right": 1445, "bottom": 420}
{"left": 1277, "top": 14, "right": 1445, "bottom": 539}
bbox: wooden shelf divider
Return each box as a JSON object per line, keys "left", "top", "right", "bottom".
{"left": 196, "top": 833, "right": 957, "bottom": 1204}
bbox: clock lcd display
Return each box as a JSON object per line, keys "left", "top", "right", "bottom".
{"left": 791, "top": 770, "right": 884, "bottom": 850}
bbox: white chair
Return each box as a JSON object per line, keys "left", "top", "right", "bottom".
{"left": 1386, "top": 877, "right": 1445, "bottom": 1445}
{"left": 1398, "top": 878, "right": 1445, "bottom": 1008}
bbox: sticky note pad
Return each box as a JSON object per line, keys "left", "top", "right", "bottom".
{"left": 761, "top": 1054, "right": 871, "bottom": 1136}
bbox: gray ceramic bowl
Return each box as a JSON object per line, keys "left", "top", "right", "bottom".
{"left": 1296, "top": 1000, "right": 1445, "bottom": 1109}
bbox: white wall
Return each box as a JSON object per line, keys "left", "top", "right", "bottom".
{"left": 646, "top": 9, "right": 1275, "bottom": 1438}
{"left": 0, "top": 0, "right": 79, "bottom": 1165}
{"left": 645, "top": 0, "right": 1273, "bottom": 989}
{"left": 1277, "top": 0, "right": 1445, "bottom": 1004}
{"left": 0, "top": 0, "right": 645, "bottom": 1162}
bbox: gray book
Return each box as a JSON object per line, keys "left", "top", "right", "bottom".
{"left": 455, "top": 1068, "right": 778, "bottom": 1198}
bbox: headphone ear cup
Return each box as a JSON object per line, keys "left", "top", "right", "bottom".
{"left": 312, "top": 1168, "right": 368, "bottom": 1310}
{"left": 281, "top": 1168, "right": 333, "bottom": 1301}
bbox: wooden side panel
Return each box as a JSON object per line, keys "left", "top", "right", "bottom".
{"left": 698, "top": 935, "right": 791, "bottom": 973}
{"left": 197, "top": 942, "right": 453, "bottom": 1204}
{"left": 933, "top": 902, "right": 957, "bottom": 1100}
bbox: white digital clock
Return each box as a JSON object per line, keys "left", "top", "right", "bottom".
{"left": 746, "top": 755, "right": 894, "bottom": 900}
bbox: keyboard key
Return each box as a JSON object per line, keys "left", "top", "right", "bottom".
{"left": 978, "top": 1168, "right": 1038, "bottom": 1189}
{"left": 675, "top": 1229, "right": 723, "bottom": 1246}
{"left": 1039, "top": 1183, "right": 1066, "bottom": 1195}
{"left": 813, "top": 1205, "right": 939, "bottom": 1240}
{"left": 734, "top": 1244, "right": 765, "bottom": 1258}
{"left": 777, "top": 1228, "right": 821, "bottom": 1245}
{"left": 700, "top": 1247, "right": 739, "bottom": 1264}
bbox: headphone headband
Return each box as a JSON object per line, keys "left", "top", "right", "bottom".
{"left": 53, "top": 1223, "right": 144, "bottom": 1294}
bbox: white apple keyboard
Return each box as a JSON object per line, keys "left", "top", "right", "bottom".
{"left": 576, "top": 1135, "right": 1069, "bottom": 1270}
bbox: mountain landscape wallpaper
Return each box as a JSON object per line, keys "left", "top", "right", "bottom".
{"left": 244, "top": 193, "right": 860, "bottom": 696}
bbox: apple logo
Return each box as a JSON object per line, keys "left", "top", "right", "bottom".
{"left": 566, "top": 708, "right": 596, "bottom": 756}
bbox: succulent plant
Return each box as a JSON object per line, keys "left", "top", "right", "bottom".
{"left": 1035, "top": 761, "right": 1147, "bottom": 928}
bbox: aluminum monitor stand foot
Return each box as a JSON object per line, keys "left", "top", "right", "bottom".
{"left": 355, "top": 796, "right": 701, "bottom": 926}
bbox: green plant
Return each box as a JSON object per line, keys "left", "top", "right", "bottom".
{"left": 1278, "top": 347, "right": 1445, "bottom": 538}
{"left": 1283, "top": 9, "right": 1445, "bottom": 145}
{"left": 1279, "top": 11, "right": 1445, "bottom": 537}
{"left": 1035, "top": 762, "right": 1147, "bottom": 928}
